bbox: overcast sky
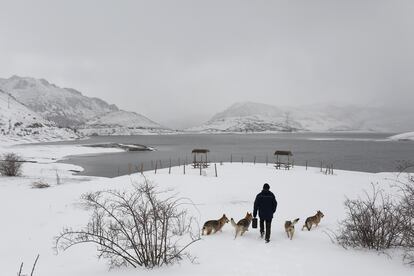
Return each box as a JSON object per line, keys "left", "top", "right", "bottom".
{"left": 0, "top": 0, "right": 413, "bottom": 129}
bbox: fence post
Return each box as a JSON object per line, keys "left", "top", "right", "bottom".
{"left": 215, "top": 163, "right": 218, "bottom": 177}
{"left": 184, "top": 163, "right": 186, "bottom": 175}
{"left": 169, "top": 158, "right": 171, "bottom": 174}
{"left": 320, "top": 161, "right": 323, "bottom": 172}
{"left": 128, "top": 163, "right": 132, "bottom": 175}
{"left": 199, "top": 164, "right": 202, "bottom": 176}
{"left": 230, "top": 154, "right": 233, "bottom": 163}
{"left": 254, "top": 156, "right": 256, "bottom": 165}
{"left": 155, "top": 161, "right": 158, "bottom": 174}
{"left": 306, "top": 160, "right": 308, "bottom": 170}
{"left": 140, "top": 163, "right": 144, "bottom": 175}
{"left": 241, "top": 156, "right": 244, "bottom": 164}
{"left": 266, "top": 155, "right": 268, "bottom": 166}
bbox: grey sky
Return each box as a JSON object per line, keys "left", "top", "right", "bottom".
{"left": 1, "top": 0, "right": 413, "bottom": 129}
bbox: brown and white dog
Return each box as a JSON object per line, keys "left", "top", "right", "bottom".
{"left": 302, "top": 210, "right": 324, "bottom": 231}
{"left": 231, "top": 212, "right": 253, "bottom": 239}
{"left": 284, "top": 218, "right": 300, "bottom": 240}
{"left": 202, "top": 214, "right": 229, "bottom": 235}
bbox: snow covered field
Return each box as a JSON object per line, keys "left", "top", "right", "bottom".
{"left": 0, "top": 143, "right": 412, "bottom": 276}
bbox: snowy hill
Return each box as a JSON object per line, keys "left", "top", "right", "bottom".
{"left": 189, "top": 102, "right": 408, "bottom": 133}
{"left": 0, "top": 76, "right": 171, "bottom": 136}
{"left": 78, "top": 110, "right": 170, "bottom": 136}
{"left": 0, "top": 76, "right": 118, "bottom": 127}
{"left": 389, "top": 132, "right": 414, "bottom": 141}
{"left": 0, "top": 89, "right": 79, "bottom": 144}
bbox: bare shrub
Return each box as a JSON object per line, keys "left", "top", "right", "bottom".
{"left": 17, "top": 254, "right": 39, "bottom": 276}
{"left": 336, "top": 184, "right": 404, "bottom": 250}
{"left": 55, "top": 179, "right": 200, "bottom": 269}
{"left": 396, "top": 164, "right": 414, "bottom": 265}
{"left": 0, "top": 153, "right": 22, "bottom": 176}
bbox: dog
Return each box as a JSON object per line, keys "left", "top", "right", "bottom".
{"left": 231, "top": 212, "right": 253, "bottom": 239}
{"left": 302, "top": 210, "right": 324, "bottom": 231}
{"left": 284, "top": 218, "right": 300, "bottom": 240}
{"left": 202, "top": 214, "right": 229, "bottom": 235}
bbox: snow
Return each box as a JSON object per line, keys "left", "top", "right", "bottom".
{"left": 0, "top": 143, "right": 412, "bottom": 276}
{"left": 389, "top": 131, "right": 414, "bottom": 141}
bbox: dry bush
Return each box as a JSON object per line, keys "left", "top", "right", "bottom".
{"left": 396, "top": 164, "right": 414, "bottom": 265}
{"left": 0, "top": 153, "right": 22, "bottom": 176}
{"left": 336, "top": 184, "right": 404, "bottom": 250}
{"left": 55, "top": 179, "right": 200, "bottom": 269}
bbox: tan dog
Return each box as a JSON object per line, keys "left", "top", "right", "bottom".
{"left": 202, "top": 214, "right": 229, "bottom": 235}
{"left": 302, "top": 210, "right": 324, "bottom": 231}
{"left": 284, "top": 218, "right": 300, "bottom": 240}
{"left": 231, "top": 212, "right": 253, "bottom": 239}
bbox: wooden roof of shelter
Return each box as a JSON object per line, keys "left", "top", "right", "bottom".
{"left": 192, "top": 149, "right": 210, "bottom": 154}
{"left": 274, "top": 150, "right": 293, "bottom": 156}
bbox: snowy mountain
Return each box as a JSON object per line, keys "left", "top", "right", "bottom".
{"left": 189, "top": 102, "right": 409, "bottom": 133}
{"left": 0, "top": 76, "right": 118, "bottom": 127}
{"left": 0, "top": 89, "right": 80, "bottom": 144}
{"left": 78, "top": 110, "right": 169, "bottom": 136}
{"left": 0, "top": 76, "right": 170, "bottom": 136}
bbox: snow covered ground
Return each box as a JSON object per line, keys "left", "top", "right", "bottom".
{"left": 389, "top": 131, "right": 414, "bottom": 141}
{"left": 0, "top": 143, "right": 412, "bottom": 276}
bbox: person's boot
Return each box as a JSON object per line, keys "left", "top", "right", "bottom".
{"left": 260, "top": 232, "right": 264, "bottom": 239}
{"left": 265, "top": 239, "right": 270, "bottom": 243}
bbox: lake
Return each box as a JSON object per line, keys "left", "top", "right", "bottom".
{"left": 37, "top": 132, "right": 414, "bottom": 177}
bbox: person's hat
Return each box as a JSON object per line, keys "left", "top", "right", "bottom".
{"left": 263, "top": 183, "right": 270, "bottom": 190}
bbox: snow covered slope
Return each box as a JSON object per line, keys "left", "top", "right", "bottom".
{"left": 189, "top": 102, "right": 406, "bottom": 133}
{"left": 78, "top": 110, "right": 170, "bottom": 136}
{"left": 0, "top": 76, "right": 118, "bottom": 127}
{"left": 0, "top": 89, "right": 79, "bottom": 144}
{"left": 389, "top": 131, "right": 414, "bottom": 141}
{"left": 0, "top": 75, "right": 170, "bottom": 135}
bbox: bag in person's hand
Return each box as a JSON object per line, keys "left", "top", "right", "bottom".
{"left": 252, "top": 217, "right": 258, "bottom": 229}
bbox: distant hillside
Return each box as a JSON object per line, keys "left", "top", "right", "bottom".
{"left": 0, "top": 76, "right": 118, "bottom": 127}
{"left": 0, "top": 76, "right": 170, "bottom": 136}
{"left": 189, "top": 102, "right": 410, "bottom": 133}
{"left": 78, "top": 110, "right": 169, "bottom": 136}
{"left": 0, "top": 89, "right": 79, "bottom": 144}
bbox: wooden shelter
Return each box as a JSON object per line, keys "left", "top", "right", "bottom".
{"left": 192, "top": 149, "right": 210, "bottom": 168}
{"left": 274, "top": 150, "right": 293, "bottom": 170}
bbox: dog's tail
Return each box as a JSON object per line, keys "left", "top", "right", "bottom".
{"left": 230, "top": 218, "right": 237, "bottom": 227}
{"left": 292, "top": 218, "right": 300, "bottom": 225}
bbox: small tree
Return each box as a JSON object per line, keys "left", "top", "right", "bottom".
{"left": 55, "top": 179, "right": 200, "bottom": 269}
{"left": 0, "top": 153, "right": 22, "bottom": 176}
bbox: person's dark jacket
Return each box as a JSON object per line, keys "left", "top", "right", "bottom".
{"left": 253, "top": 190, "right": 277, "bottom": 220}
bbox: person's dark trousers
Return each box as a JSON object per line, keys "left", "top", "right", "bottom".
{"left": 260, "top": 218, "right": 272, "bottom": 241}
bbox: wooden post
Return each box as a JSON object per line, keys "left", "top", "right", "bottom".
{"left": 230, "top": 154, "right": 233, "bottom": 163}
{"left": 266, "top": 155, "right": 268, "bottom": 166}
{"left": 169, "top": 158, "right": 171, "bottom": 174}
{"left": 254, "top": 156, "right": 256, "bottom": 165}
{"left": 306, "top": 160, "right": 308, "bottom": 170}
{"left": 215, "top": 163, "right": 218, "bottom": 177}
{"left": 320, "top": 161, "right": 323, "bottom": 172}
{"left": 155, "top": 161, "right": 158, "bottom": 174}
{"left": 184, "top": 163, "right": 186, "bottom": 175}
{"left": 140, "top": 163, "right": 144, "bottom": 175}
{"left": 199, "top": 164, "right": 202, "bottom": 176}
{"left": 242, "top": 156, "right": 244, "bottom": 164}
{"left": 128, "top": 163, "right": 132, "bottom": 175}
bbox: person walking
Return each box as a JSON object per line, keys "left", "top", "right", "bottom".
{"left": 253, "top": 183, "right": 277, "bottom": 243}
